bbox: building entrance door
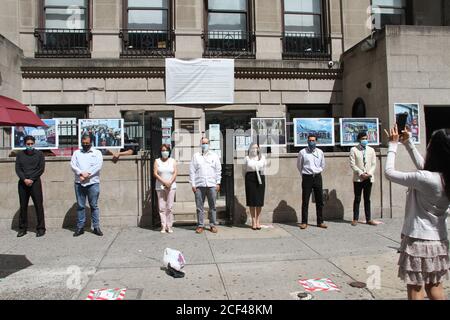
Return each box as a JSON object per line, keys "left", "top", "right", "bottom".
{"left": 122, "top": 111, "right": 174, "bottom": 227}
{"left": 425, "top": 106, "right": 450, "bottom": 144}
{"left": 205, "top": 111, "right": 256, "bottom": 224}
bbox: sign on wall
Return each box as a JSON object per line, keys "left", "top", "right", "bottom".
{"left": 12, "top": 119, "right": 59, "bottom": 150}
{"left": 394, "top": 103, "right": 420, "bottom": 144}
{"left": 251, "top": 118, "right": 287, "bottom": 147}
{"left": 79, "top": 119, "right": 124, "bottom": 149}
{"left": 294, "top": 118, "right": 335, "bottom": 147}
{"left": 165, "top": 58, "right": 234, "bottom": 104}
{"left": 339, "top": 118, "right": 379, "bottom": 146}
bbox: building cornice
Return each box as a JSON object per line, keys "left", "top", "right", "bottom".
{"left": 21, "top": 58, "right": 342, "bottom": 80}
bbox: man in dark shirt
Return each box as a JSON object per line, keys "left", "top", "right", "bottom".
{"left": 15, "top": 135, "right": 46, "bottom": 237}
{"left": 112, "top": 134, "right": 139, "bottom": 163}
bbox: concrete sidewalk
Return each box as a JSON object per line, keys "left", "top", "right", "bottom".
{"left": 0, "top": 218, "right": 449, "bottom": 300}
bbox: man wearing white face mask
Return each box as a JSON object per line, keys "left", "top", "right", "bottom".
{"left": 349, "top": 131, "right": 377, "bottom": 226}
{"left": 189, "top": 137, "right": 222, "bottom": 234}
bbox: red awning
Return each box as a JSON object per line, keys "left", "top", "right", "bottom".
{"left": 0, "top": 95, "right": 47, "bottom": 127}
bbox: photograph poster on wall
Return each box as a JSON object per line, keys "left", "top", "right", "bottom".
{"left": 251, "top": 118, "right": 286, "bottom": 147}
{"left": 294, "top": 118, "right": 335, "bottom": 146}
{"left": 12, "top": 119, "right": 59, "bottom": 150}
{"left": 339, "top": 118, "right": 380, "bottom": 146}
{"left": 79, "top": 119, "right": 124, "bottom": 149}
{"left": 394, "top": 103, "right": 420, "bottom": 144}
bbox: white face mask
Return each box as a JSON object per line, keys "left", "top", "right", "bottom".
{"left": 161, "top": 151, "right": 169, "bottom": 159}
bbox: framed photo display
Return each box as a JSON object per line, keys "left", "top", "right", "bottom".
{"left": 79, "top": 119, "right": 124, "bottom": 149}
{"left": 339, "top": 118, "right": 380, "bottom": 146}
{"left": 12, "top": 119, "right": 59, "bottom": 150}
{"left": 251, "top": 118, "right": 286, "bottom": 147}
{"left": 294, "top": 118, "right": 335, "bottom": 146}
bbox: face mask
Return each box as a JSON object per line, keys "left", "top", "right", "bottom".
{"left": 82, "top": 144, "right": 91, "bottom": 152}
{"left": 360, "top": 140, "right": 368, "bottom": 148}
{"left": 201, "top": 144, "right": 209, "bottom": 153}
{"left": 307, "top": 141, "right": 316, "bottom": 150}
{"left": 25, "top": 146, "right": 34, "bottom": 152}
{"left": 161, "top": 151, "right": 170, "bottom": 159}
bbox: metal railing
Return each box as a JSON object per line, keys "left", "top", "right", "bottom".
{"left": 119, "top": 29, "right": 175, "bottom": 58}
{"left": 282, "top": 33, "right": 331, "bottom": 60}
{"left": 34, "top": 28, "right": 92, "bottom": 58}
{"left": 203, "top": 30, "right": 256, "bottom": 58}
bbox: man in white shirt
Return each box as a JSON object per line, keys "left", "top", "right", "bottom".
{"left": 189, "top": 137, "right": 222, "bottom": 234}
{"left": 71, "top": 134, "right": 104, "bottom": 237}
{"left": 297, "top": 134, "right": 327, "bottom": 230}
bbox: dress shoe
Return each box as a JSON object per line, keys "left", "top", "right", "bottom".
{"left": 36, "top": 230, "right": 45, "bottom": 237}
{"left": 367, "top": 220, "right": 377, "bottom": 226}
{"left": 210, "top": 226, "right": 218, "bottom": 233}
{"left": 17, "top": 230, "right": 27, "bottom": 237}
{"left": 317, "top": 223, "right": 328, "bottom": 229}
{"left": 195, "top": 226, "right": 204, "bottom": 234}
{"left": 73, "top": 228, "right": 84, "bottom": 237}
{"left": 351, "top": 220, "right": 358, "bottom": 226}
{"left": 93, "top": 228, "right": 103, "bottom": 236}
{"left": 299, "top": 224, "right": 307, "bottom": 230}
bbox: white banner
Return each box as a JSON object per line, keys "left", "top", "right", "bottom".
{"left": 165, "top": 58, "right": 234, "bottom": 104}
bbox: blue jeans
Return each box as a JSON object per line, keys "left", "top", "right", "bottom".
{"left": 195, "top": 187, "right": 217, "bottom": 227}
{"left": 75, "top": 183, "right": 100, "bottom": 229}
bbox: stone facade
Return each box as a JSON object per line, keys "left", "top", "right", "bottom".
{"left": 0, "top": 1, "right": 449, "bottom": 228}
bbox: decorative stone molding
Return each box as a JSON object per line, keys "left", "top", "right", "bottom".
{"left": 21, "top": 58, "right": 342, "bottom": 80}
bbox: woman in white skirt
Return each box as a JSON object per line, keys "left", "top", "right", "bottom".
{"left": 153, "top": 144, "right": 177, "bottom": 233}
{"left": 385, "top": 126, "right": 450, "bottom": 300}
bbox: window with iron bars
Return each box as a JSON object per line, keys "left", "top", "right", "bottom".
{"left": 204, "top": 0, "right": 255, "bottom": 58}
{"left": 120, "top": 0, "right": 174, "bottom": 58}
{"left": 282, "top": 0, "right": 331, "bottom": 60}
{"left": 35, "top": 0, "right": 91, "bottom": 58}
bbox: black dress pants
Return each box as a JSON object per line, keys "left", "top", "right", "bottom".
{"left": 301, "top": 174, "right": 324, "bottom": 225}
{"left": 353, "top": 180, "right": 372, "bottom": 221}
{"left": 18, "top": 179, "right": 46, "bottom": 231}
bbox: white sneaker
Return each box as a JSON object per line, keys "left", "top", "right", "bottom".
{"left": 160, "top": 228, "right": 167, "bottom": 233}
{"left": 167, "top": 228, "right": 174, "bottom": 233}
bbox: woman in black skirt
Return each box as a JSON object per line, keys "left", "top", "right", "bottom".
{"left": 245, "top": 143, "right": 266, "bottom": 230}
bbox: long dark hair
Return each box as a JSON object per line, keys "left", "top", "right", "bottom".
{"left": 424, "top": 128, "right": 450, "bottom": 199}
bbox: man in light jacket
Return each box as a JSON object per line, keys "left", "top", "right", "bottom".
{"left": 189, "top": 137, "right": 222, "bottom": 234}
{"left": 71, "top": 134, "right": 104, "bottom": 237}
{"left": 349, "top": 131, "right": 377, "bottom": 226}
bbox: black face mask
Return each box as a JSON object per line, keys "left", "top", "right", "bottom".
{"left": 82, "top": 144, "right": 91, "bottom": 152}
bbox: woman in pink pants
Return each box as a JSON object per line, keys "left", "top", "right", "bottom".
{"left": 153, "top": 144, "right": 177, "bottom": 233}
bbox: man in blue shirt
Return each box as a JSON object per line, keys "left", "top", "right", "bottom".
{"left": 70, "top": 135, "right": 104, "bottom": 237}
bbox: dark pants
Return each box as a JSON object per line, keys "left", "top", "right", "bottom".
{"left": 301, "top": 174, "right": 324, "bottom": 225}
{"left": 353, "top": 180, "right": 372, "bottom": 221}
{"left": 18, "top": 179, "right": 46, "bottom": 231}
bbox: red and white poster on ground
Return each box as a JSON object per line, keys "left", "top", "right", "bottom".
{"left": 298, "top": 278, "right": 340, "bottom": 292}
{"left": 86, "top": 288, "right": 127, "bottom": 300}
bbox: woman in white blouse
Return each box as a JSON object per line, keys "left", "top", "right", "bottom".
{"left": 244, "top": 143, "right": 266, "bottom": 230}
{"left": 153, "top": 144, "right": 177, "bottom": 234}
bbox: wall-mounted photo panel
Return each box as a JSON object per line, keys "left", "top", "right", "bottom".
{"left": 340, "top": 118, "right": 379, "bottom": 146}
{"left": 251, "top": 118, "right": 286, "bottom": 147}
{"left": 79, "top": 119, "right": 124, "bottom": 149}
{"left": 294, "top": 118, "right": 335, "bottom": 146}
{"left": 12, "top": 119, "right": 59, "bottom": 150}
{"left": 394, "top": 103, "right": 420, "bottom": 144}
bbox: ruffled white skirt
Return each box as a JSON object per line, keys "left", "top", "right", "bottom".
{"left": 398, "top": 236, "right": 449, "bottom": 285}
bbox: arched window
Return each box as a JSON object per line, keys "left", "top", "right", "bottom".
{"left": 352, "top": 98, "right": 366, "bottom": 117}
